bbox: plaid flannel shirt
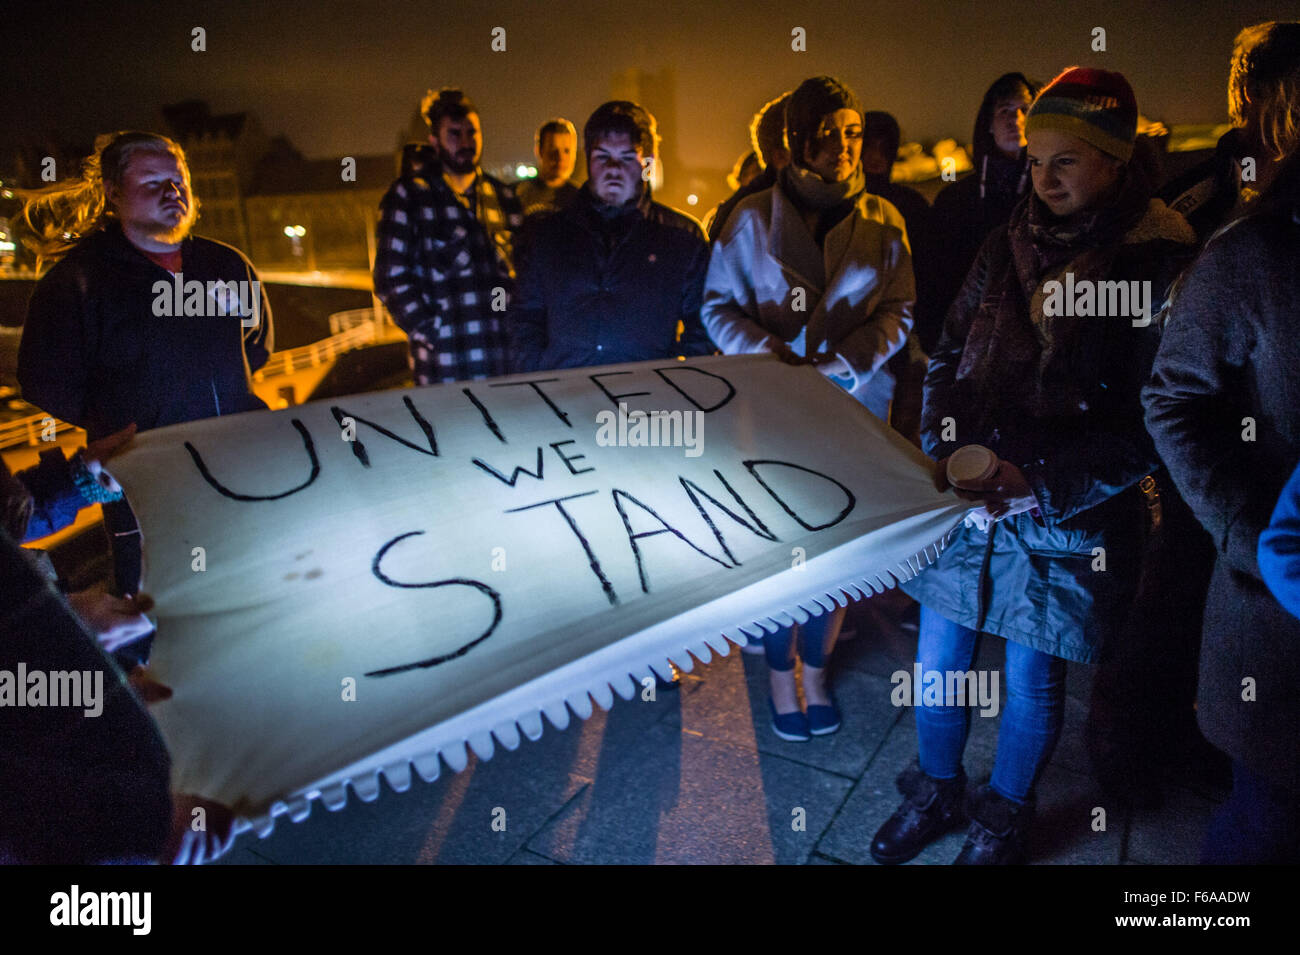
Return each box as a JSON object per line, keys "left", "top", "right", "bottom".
{"left": 374, "top": 145, "right": 524, "bottom": 383}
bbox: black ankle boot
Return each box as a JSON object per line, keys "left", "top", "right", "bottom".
{"left": 869, "top": 760, "right": 967, "bottom": 865}
{"left": 952, "top": 784, "right": 1033, "bottom": 865}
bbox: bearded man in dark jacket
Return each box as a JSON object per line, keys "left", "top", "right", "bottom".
{"left": 509, "top": 101, "right": 713, "bottom": 373}
{"left": 18, "top": 131, "right": 272, "bottom": 613}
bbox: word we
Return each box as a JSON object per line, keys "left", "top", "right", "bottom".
{"left": 0, "top": 664, "right": 102, "bottom": 717}
{"left": 50, "top": 885, "right": 150, "bottom": 935}
{"left": 1041, "top": 273, "right": 1154, "bottom": 327}
{"left": 152, "top": 272, "right": 261, "bottom": 328}
{"left": 595, "top": 403, "right": 704, "bottom": 458}
{"left": 890, "top": 664, "right": 1000, "bottom": 717}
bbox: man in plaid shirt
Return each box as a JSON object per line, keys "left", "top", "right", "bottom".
{"left": 374, "top": 88, "right": 524, "bottom": 383}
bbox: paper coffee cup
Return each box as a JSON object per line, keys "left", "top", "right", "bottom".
{"left": 947, "top": 444, "right": 999, "bottom": 487}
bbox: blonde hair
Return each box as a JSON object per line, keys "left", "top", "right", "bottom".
{"left": 1228, "top": 21, "right": 1300, "bottom": 161}
{"left": 16, "top": 131, "right": 189, "bottom": 268}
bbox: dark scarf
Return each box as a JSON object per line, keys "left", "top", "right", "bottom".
{"left": 780, "top": 161, "right": 866, "bottom": 245}
{"left": 956, "top": 167, "right": 1151, "bottom": 420}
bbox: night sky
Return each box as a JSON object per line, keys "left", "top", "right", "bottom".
{"left": 7, "top": 0, "right": 1297, "bottom": 173}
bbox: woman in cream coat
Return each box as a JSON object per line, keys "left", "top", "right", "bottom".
{"left": 701, "top": 75, "right": 915, "bottom": 741}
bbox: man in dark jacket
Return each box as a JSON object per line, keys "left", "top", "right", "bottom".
{"left": 18, "top": 131, "right": 273, "bottom": 607}
{"left": 20, "top": 224, "right": 271, "bottom": 440}
{"left": 516, "top": 117, "right": 580, "bottom": 220}
{"left": 1144, "top": 30, "right": 1300, "bottom": 863}
{"left": 705, "top": 92, "right": 791, "bottom": 242}
{"left": 509, "top": 101, "right": 713, "bottom": 373}
{"left": 373, "top": 88, "right": 524, "bottom": 384}
{"left": 18, "top": 139, "right": 272, "bottom": 443}
{"left": 917, "top": 73, "right": 1037, "bottom": 354}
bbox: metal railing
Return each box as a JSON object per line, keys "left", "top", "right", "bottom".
{"left": 252, "top": 320, "right": 380, "bottom": 381}
{"left": 0, "top": 414, "right": 80, "bottom": 450}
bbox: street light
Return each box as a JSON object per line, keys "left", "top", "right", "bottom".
{"left": 283, "top": 224, "right": 308, "bottom": 266}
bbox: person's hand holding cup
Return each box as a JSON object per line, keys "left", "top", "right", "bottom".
{"left": 936, "top": 445, "right": 1042, "bottom": 528}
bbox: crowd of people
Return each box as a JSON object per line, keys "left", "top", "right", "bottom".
{"left": 4, "top": 18, "right": 1299, "bottom": 865}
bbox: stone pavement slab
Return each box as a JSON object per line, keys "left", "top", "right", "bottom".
{"left": 209, "top": 604, "right": 1223, "bottom": 866}
{"left": 527, "top": 722, "right": 852, "bottom": 864}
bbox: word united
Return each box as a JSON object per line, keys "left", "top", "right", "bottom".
{"left": 595, "top": 403, "right": 704, "bottom": 458}
{"left": 1041, "top": 273, "right": 1153, "bottom": 326}
{"left": 50, "top": 885, "right": 151, "bottom": 935}
{"left": 152, "top": 272, "right": 261, "bottom": 327}
{"left": 890, "top": 664, "right": 1000, "bottom": 717}
{"left": 0, "top": 664, "right": 103, "bottom": 717}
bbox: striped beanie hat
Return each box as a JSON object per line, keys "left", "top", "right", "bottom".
{"left": 1026, "top": 67, "right": 1138, "bottom": 161}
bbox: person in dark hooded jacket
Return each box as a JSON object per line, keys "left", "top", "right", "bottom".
{"left": 871, "top": 68, "right": 1198, "bottom": 866}
{"left": 917, "top": 73, "right": 1037, "bottom": 354}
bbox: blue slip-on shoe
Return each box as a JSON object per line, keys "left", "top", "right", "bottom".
{"left": 806, "top": 703, "right": 841, "bottom": 736}
{"left": 770, "top": 699, "right": 811, "bottom": 742}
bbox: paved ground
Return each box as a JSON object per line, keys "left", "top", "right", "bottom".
{"left": 214, "top": 593, "right": 1226, "bottom": 865}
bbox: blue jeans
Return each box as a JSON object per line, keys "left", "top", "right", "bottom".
{"left": 914, "top": 606, "right": 1066, "bottom": 804}
{"left": 764, "top": 606, "right": 846, "bottom": 672}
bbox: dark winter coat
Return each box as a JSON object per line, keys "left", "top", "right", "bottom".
{"left": 0, "top": 526, "right": 173, "bottom": 864}
{"left": 903, "top": 195, "right": 1198, "bottom": 663}
{"left": 18, "top": 223, "right": 272, "bottom": 442}
{"left": 508, "top": 183, "right": 713, "bottom": 372}
{"left": 1143, "top": 156, "right": 1300, "bottom": 791}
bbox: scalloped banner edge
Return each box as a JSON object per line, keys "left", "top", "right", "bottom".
{"left": 226, "top": 522, "right": 958, "bottom": 841}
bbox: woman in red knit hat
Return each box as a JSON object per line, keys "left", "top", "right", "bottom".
{"left": 869, "top": 68, "right": 1198, "bottom": 864}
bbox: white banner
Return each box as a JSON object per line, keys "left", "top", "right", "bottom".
{"left": 109, "top": 355, "right": 965, "bottom": 834}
